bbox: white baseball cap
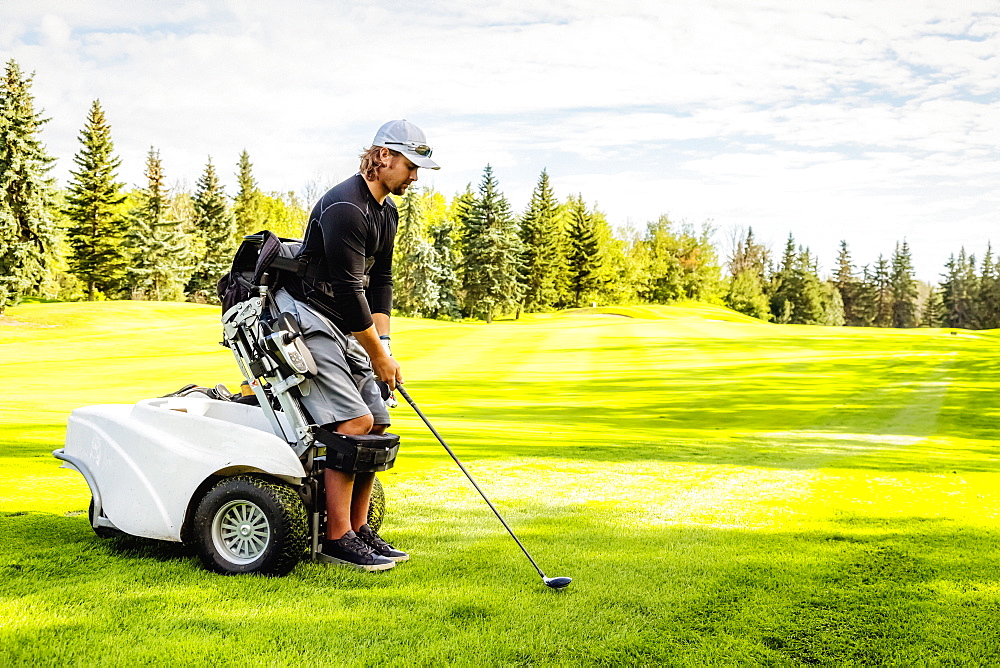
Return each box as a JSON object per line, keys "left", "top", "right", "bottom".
{"left": 371, "top": 119, "right": 440, "bottom": 170}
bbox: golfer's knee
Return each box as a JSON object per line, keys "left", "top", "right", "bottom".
{"left": 336, "top": 413, "right": 374, "bottom": 435}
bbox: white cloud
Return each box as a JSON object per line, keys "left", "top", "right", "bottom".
{"left": 1, "top": 0, "right": 997, "bottom": 281}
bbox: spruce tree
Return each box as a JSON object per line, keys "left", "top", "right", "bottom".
{"left": 726, "top": 270, "right": 771, "bottom": 320}
{"left": 428, "top": 218, "right": 461, "bottom": 318}
{"left": 853, "top": 265, "right": 878, "bottom": 327}
{"left": 518, "top": 169, "right": 564, "bottom": 311}
{"left": 890, "top": 240, "right": 918, "bottom": 328}
{"left": 940, "top": 250, "right": 977, "bottom": 328}
{"left": 0, "top": 59, "right": 58, "bottom": 313}
{"left": 871, "top": 255, "right": 893, "bottom": 327}
{"left": 407, "top": 238, "right": 443, "bottom": 317}
{"left": 233, "top": 150, "right": 267, "bottom": 239}
{"left": 450, "top": 184, "right": 476, "bottom": 255}
{"left": 186, "top": 157, "right": 235, "bottom": 298}
{"left": 920, "top": 286, "right": 943, "bottom": 327}
{"left": 976, "top": 243, "right": 1000, "bottom": 329}
{"left": 394, "top": 187, "right": 454, "bottom": 317}
{"left": 725, "top": 227, "right": 770, "bottom": 320}
{"left": 65, "top": 99, "right": 128, "bottom": 300}
{"left": 961, "top": 252, "right": 980, "bottom": 328}
{"left": 767, "top": 235, "right": 826, "bottom": 324}
{"left": 794, "top": 248, "right": 825, "bottom": 324}
{"left": 123, "top": 148, "right": 188, "bottom": 300}
{"left": 769, "top": 234, "right": 800, "bottom": 322}
{"left": 834, "top": 240, "right": 861, "bottom": 325}
{"left": 393, "top": 187, "right": 425, "bottom": 314}
{"left": 728, "top": 227, "right": 769, "bottom": 279}
{"left": 564, "top": 194, "right": 602, "bottom": 307}
{"left": 939, "top": 254, "right": 959, "bottom": 327}
{"left": 460, "top": 165, "right": 523, "bottom": 323}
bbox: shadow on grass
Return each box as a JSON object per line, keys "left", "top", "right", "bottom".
{"left": 5, "top": 333, "right": 998, "bottom": 474}
{"left": 1, "top": 508, "right": 998, "bottom": 665}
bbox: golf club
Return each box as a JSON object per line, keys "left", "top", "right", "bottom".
{"left": 395, "top": 384, "right": 572, "bottom": 591}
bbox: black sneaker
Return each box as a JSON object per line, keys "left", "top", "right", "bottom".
{"left": 357, "top": 524, "right": 409, "bottom": 562}
{"left": 318, "top": 530, "right": 395, "bottom": 571}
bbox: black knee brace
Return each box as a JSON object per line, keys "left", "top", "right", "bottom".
{"left": 315, "top": 429, "right": 400, "bottom": 473}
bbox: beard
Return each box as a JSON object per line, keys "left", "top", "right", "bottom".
{"left": 390, "top": 181, "right": 411, "bottom": 196}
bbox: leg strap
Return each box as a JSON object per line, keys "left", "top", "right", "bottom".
{"left": 315, "top": 429, "right": 400, "bottom": 473}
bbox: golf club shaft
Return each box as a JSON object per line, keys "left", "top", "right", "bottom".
{"left": 396, "top": 384, "right": 547, "bottom": 579}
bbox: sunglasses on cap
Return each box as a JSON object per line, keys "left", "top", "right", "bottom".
{"left": 384, "top": 141, "right": 433, "bottom": 157}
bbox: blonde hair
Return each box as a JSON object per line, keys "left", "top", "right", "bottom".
{"left": 358, "top": 146, "right": 401, "bottom": 181}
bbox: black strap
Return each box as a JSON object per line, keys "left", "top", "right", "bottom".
{"left": 268, "top": 256, "right": 325, "bottom": 280}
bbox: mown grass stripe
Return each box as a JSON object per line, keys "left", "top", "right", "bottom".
{"left": 1, "top": 301, "right": 998, "bottom": 665}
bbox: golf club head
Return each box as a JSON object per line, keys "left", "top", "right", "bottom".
{"left": 543, "top": 576, "right": 572, "bottom": 590}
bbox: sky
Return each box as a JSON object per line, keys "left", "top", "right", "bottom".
{"left": 2, "top": 0, "right": 998, "bottom": 282}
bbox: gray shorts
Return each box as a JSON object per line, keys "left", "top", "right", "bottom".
{"left": 274, "top": 289, "right": 390, "bottom": 427}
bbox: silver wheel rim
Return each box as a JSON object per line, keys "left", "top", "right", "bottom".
{"left": 211, "top": 499, "right": 271, "bottom": 564}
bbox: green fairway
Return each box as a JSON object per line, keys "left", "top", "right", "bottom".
{"left": 2, "top": 301, "right": 999, "bottom": 665}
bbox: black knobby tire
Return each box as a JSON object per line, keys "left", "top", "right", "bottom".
{"left": 367, "top": 475, "right": 385, "bottom": 533}
{"left": 88, "top": 498, "right": 124, "bottom": 539}
{"left": 192, "top": 475, "right": 307, "bottom": 576}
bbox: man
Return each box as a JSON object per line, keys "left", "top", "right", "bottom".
{"left": 277, "top": 119, "right": 439, "bottom": 570}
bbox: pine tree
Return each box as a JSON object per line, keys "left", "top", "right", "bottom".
{"left": 518, "top": 169, "right": 564, "bottom": 311}
{"left": 920, "top": 286, "right": 943, "bottom": 327}
{"left": 977, "top": 243, "right": 1000, "bottom": 329}
{"left": 65, "top": 99, "right": 128, "bottom": 300}
{"left": 407, "top": 238, "right": 443, "bottom": 317}
{"left": 890, "top": 240, "right": 918, "bottom": 328}
{"left": 393, "top": 187, "right": 425, "bottom": 314}
{"left": 795, "top": 248, "right": 826, "bottom": 325}
{"left": 834, "top": 240, "right": 861, "bottom": 325}
{"left": 428, "top": 218, "right": 461, "bottom": 319}
{"left": 0, "top": 59, "right": 58, "bottom": 313}
{"left": 185, "top": 157, "right": 235, "bottom": 298}
{"left": 232, "top": 149, "right": 266, "bottom": 239}
{"left": 725, "top": 227, "right": 770, "bottom": 320}
{"left": 961, "top": 252, "right": 980, "bottom": 328}
{"left": 853, "top": 265, "right": 878, "bottom": 327}
{"left": 769, "top": 234, "right": 800, "bottom": 322}
{"left": 726, "top": 270, "right": 771, "bottom": 320}
{"left": 940, "top": 250, "right": 977, "bottom": 328}
{"left": 450, "top": 184, "right": 476, "bottom": 256}
{"left": 767, "top": 235, "right": 826, "bottom": 324}
{"left": 871, "top": 255, "right": 893, "bottom": 327}
{"left": 564, "top": 194, "right": 602, "bottom": 307}
{"left": 727, "top": 227, "right": 769, "bottom": 283}
{"left": 460, "top": 165, "right": 523, "bottom": 323}
{"left": 123, "top": 148, "right": 188, "bottom": 300}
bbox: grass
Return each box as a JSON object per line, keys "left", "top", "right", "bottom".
{"left": 1, "top": 301, "right": 999, "bottom": 665}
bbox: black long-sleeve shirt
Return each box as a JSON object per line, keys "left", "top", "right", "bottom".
{"left": 289, "top": 174, "right": 396, "bottom": 333}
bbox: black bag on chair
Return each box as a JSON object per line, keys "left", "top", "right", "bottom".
{"left": 217, "top": 231, "right": 307, "bottom": 314}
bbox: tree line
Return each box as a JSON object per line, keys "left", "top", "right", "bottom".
{"left": 1, "top": 59, "right": 996, "bottom": 329}
{"left": 0, "top": 60, "right": 306, "bottom": 308}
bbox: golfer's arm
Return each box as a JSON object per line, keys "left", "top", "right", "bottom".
{"left": 353, "top": 322, "right": 388, "bottom": 365}
{"left": 354, "top": 313, "right": 390, "bottom": 360}
{"left": 372, "top": 312, "right": 390, "bottom": 338}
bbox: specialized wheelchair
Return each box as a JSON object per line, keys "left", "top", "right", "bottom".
{"left": 54, "top": 233, "right": 399, "bottom": 576}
